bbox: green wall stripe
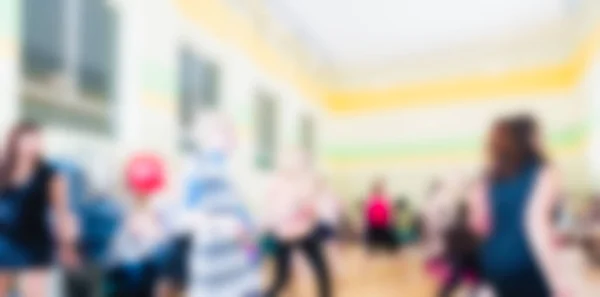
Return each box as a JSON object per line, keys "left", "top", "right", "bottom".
{"left": 141, "top": 61, "right": 177, "bottom": 98}
{"left": 325, "top": 122, "right": 589, "bottom": 161}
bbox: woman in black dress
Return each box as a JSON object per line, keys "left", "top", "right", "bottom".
{"left": 0, "top": 122, "right": 79, "bottom": 296}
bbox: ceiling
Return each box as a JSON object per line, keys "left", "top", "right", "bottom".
{"left": 267, "top": 0, "right": 570, "bottom": 75}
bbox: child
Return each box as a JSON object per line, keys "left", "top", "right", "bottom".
{"left": 106, "top": 154, "right": 167, "bottom": 297}
{"left": 164, "top": 112, "right": 261, "bottom": 297}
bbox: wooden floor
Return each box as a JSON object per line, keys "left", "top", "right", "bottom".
{"left": 333, "top": 248, "right": 437, "bottom": 297}
{"left": 265, "top": 246, "right": 436, "bottom": 297}
{"left": 265, "top": 244, "right": 600, "bottom": 297}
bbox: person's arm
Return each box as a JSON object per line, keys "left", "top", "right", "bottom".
{"left": 258, "top": 179, "right": 277, "bottom": 234}
{"left": 526, "top": 166, "right": 569, "bottom": 297}
{"left": 467, "top": 179, "right": 489, "bottom": 237}
{"left": 50, "top": 174, "right": 79, "bottom": 268}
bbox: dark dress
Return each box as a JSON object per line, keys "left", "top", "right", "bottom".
{"left": 480, "top": 164, "right": 550, "bottom": 297}
{"left": 0, "top": 162, "right": 56, "bottom": 269}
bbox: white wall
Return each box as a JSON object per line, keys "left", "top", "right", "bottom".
{"left": 1, "top": 0, "right": 325, "bottom": 210}
{"left": 323, "top": 92, "right": 588, "bottom": 205}
{"left": 584, "top": 46, "right": 600, "bottom": 192}
{"left": 321, "top": 0, "right": 600, "bottom": 206}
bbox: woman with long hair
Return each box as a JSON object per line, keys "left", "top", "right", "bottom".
{"left": 469, "top": 116, "right": 569, "bottom": 297}
{"left": 0, "top": 122, "right": 78, "bottom": 297}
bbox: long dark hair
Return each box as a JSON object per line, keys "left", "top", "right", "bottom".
{"left": 487, "top": 115, "right": 545, "bottom": 179}
{"left": 0, "top": 121, "right": 41, "bottom": 190}
{"left": 511, "top": 114, "right": 545, "bottom": 165}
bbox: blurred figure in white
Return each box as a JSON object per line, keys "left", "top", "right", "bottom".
{"left": 422, "top": 177, "right": 460, "bottom": 268}
{"left": 162, "top": 111, "right": 261, "bottom": 297}
{"left": 264, "top": 149, "right": 331, "bottom": 297}
{"left": 0, "top": 121, "right": 79, "bottom": 297}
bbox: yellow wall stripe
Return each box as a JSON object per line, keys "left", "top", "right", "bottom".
{"left": 326, "top": 28, "right": 600, "bottom": 113}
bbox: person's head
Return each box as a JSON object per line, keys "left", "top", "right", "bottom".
{"left": 511, "top": 114, "right": 544, "bottom": 163}
{"left": 427, "top": 178, "right": 441, "bottom": 198}
{"left": 371, "top": 178, "right": 385, "bottom": 196}
{"left": 0, "top": 121, "right": 43, "bottom": 189}
{"left": 396, "top": 197, "right": 408, "bottom": 210}
{"left": 487, "top": 115, "right": 544, "bottom": 179}
{"left": 125, "top": 153, "right": 165, "bottom": 200}
{"left": 192, "top": 110, "right": 237, "bottom": 156}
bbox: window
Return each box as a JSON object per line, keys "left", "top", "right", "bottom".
{"left": 179, "top": 48, "right": 220, "bottom": 150}
{"left": 255, "top": 91, "right": 277, "bottom": 170}
{"left": 300, "top": 113, "right": 315, "bottom": 157}
{"left": 21, "top": 0, "right": 117, "bottom": 134}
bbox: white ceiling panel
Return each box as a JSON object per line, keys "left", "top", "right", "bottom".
{"left": 267, "top": 0, "right": 568, "bottom": 70}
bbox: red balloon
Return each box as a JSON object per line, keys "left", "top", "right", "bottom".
{"left": 125, "top": 153, "right": 165, "bottom": 196}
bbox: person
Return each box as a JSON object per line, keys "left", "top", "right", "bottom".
{"left": 364, "top": 179, "right": 396, "bottom": 253}
{"left": 438, "top": 202, "right": 480, "bottom": 297}
{"left": 53, "top": 158, "right": 119, "bottom": 297}
{"left": 422, "top": 177, "right": 466, "bottom": 284}
{"left": 395, "top": 197, "right": 415, "bottom": 245}
{"left": 0, "top": 121, "right": 79, "bottom": 297}
{"left": 264, "top": 150, "right": 331, "bottom": 297}
{"left": 159, "top": 111, "right": 261, "bottom": 297}
{"left": 469, "top": 116, "right": 569, "bottom": 297}
{"left": 106, "top": 154, "right": 166, "bottom": 297}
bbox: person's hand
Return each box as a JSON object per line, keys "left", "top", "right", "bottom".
{"left": 57, "top": 214, "right": 80, "bottom": 244}
{"left": 59, "top": 244, "right": 80, "bottom": 269}
{"left": 551, "top": 279, "right": 574, "bottom": 297}
{"left": 553, "top": 287, "right": 573, "bottom": 297}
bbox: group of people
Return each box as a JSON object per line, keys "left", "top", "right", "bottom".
{"left": 355, "top": 114, "right": 569, "bottom": 297}
{"left": 0, "top": 112, "right": 572, "bottom": 297}
{"left": 362, "top": 181, "right": 421, "bottom": 254}
{"left": 0, "top": 112, "right": 344, "bottom": 297}
{"left": 421, "top": 115, "right": 568, "bottom": 297}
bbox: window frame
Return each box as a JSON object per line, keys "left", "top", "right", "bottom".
{"left": 255, "top": 90, "right": 278, "bottom": 170}
{"left": 178, "top": 46, "right": 221, "bottom": 151}
{"left": 20, "top": 0, "right": 117, "bottom": 134}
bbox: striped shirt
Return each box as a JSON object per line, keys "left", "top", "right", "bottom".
{"left": 180, "top": 153, "right": 261, "bottom": 297}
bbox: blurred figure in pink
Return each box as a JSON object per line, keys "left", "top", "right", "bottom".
{"left": 264, "top": 150, "right": 331, "bottom": 297}
{"left": 0, "top": 121, "right": 79, "bottom": 297}
{"left": 364, "top": 179, "right": 397, "bottom": 253}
